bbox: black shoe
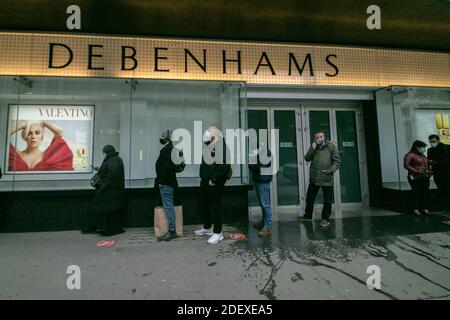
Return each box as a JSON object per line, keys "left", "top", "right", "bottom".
{"left": 158, "top": 231, "right": 178, "bottom": 242}
{"left": 298, "top": 214, "right": 313, "bottom": 221}
{"left": 81, "top": 227, "right": 98, "bottom": 234}
{"left": 98, "top": 229, "right": 125, "bottom": 237}
{"left": 253, "top": 220, "right": 264, "bottom": 231}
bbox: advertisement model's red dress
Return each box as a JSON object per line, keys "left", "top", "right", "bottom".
{"left": 8, "top": 137, "right": 74, "bottom": 171}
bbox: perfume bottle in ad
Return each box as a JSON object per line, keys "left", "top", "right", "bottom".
{"left": 75, "top": 148, "right": 87, "bottom": 168}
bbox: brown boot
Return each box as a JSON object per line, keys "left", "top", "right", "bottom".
{"left": 258, "top": 227, "right": 271, "bottom": 237}
{"left": 319, "top": 219, "right": 330, "bottom": 228}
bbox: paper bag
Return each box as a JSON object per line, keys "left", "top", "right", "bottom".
{"left": 154, "top": 206, "right": 183, "bottom": 237}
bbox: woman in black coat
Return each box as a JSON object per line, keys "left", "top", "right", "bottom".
{"left": 86, "top": 145, "right": 126, "bottom": 236}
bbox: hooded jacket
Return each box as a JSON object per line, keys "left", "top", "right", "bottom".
{"left": 155, "top": 142, "right": 184, "bottom": 187}
{"left": 249, "top": 147, "right": 273, "bottom": 183}
{"left": 95, "top": 148, "right": 125, "bottom": 214}
{"left": 304, "top": 141, "right": 341, "bottom": 186}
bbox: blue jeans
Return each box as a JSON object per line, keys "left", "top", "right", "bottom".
{"left": 159, "top": 184, "right": 176, "bottom": 232}
{"left": 255, "top": 182, "right": 272, "bottom": 229}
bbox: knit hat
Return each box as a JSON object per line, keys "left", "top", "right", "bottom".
{"left": 102, "top": 145, "right": 117, "bottom": 156}
{"left": 160, "top": 129, "right": 172, "bottom": 141}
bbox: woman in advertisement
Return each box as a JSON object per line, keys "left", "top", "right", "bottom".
{"left": 404, "top": 140, "right": 432, "bottom": 216}
{"left": 8, "top": 120, "right": 74, "bottom": 171}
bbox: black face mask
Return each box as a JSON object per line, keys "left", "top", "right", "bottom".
{"left": 205, "top": 141, "right": 211, "bottom": 146}
{"left": 160, "top": 138, "right": 167, "bottom": 145}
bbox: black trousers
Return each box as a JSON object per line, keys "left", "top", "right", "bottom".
{"left": 434, "top": 174, "right": 450, "bottom": 211}
{"left": 305, "top": 183, "right": 333, "bottom": 221}
{"left": 200, "top": 180, "right": 224, "bottom": 234}
{"left": 98, "top": 210, "right": 125, "bottom": 236}
{"left": 407, "top": 176, "right": 430, "bottom": 211}
{"left": 83, "top": 208, "right": 125, "bottom": 236}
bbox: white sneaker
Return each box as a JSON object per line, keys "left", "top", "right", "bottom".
{"left": 207, "top": 233, "right": 224, "bottom": 244}
{"left": 194, "top": 227, "right": 213, "bottom": 236}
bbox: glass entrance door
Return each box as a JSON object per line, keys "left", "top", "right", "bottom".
{"left": 247, "top": 104, "right": 368, "bottom": 214}
{"left": 335, "top": 110, "right": 363, "bottom": 204}
{"left": 246, "top": 107, "right": 304, "bottom": 211}
{"left": 302, "top": 106, "right": 367, "bottom": 208}
{"left": 273, "top": 109, "right": 301, "bottom": 208}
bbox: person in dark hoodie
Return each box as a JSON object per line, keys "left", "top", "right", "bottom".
{"left": 428, "top": 134, "right": 450, "bottom": 214}
{"left": 155, "top": 129, "right": 185, "bottom": 241}
{"left": 93, "top": 145, "right": 125, "bottom": 236}
{"left": 195, "top": 126, "right": 231, "bottom": 244}
{"left": 249, "top": 144, "right": 273, "bottom": 237}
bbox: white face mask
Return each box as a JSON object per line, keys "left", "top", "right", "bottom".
{"left": 418, "top": 147, "right": 426, "bottom": 154}
{"left": 430, "top": 142, "right": 438, "bottom": 148}
{"left": 202, "top": 130, "right": 213, "bottom": 144}
{"left": 103, "top": 153, "right": 107, "bottom": 159}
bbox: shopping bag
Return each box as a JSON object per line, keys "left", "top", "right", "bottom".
{"left": 154, "top": 206, "right": 183, "bottom": 237}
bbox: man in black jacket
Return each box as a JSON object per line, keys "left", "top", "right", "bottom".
{"left": 155, "top": 129, "right": 184, "bottom": 241}
{"left": 195, "top": 126, "right": 231, "bottom": 244}
{"left": 249, "top": 145, "right": 273, "bottom": 237}
{"left": 428, "top": 134, "right": 450, "bottom": 213}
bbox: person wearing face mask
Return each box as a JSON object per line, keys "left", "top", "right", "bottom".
{"left": 195, "top": 126, "right": 232, "bottom": 244}
{"left": 427, "top": 134, "right": 450, "bottom": 214}
{"left": 298, "top": 131, "right": 341, "bottom": 228}
{"left": 89, "top": 145, "right": 126, "bottom": 236}
{"left": 154, "top": 129, "right": 185, "bottom": 241}
{"left": 404, "top": 140, "right": 432, "bottom": 216}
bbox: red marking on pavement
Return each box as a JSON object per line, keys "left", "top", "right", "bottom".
{"left": 229, "top": 233, "right": 246, "bottom": 240}
{"left": 443, "top": 221, "right": 450, "bottom": 225}
{"left": 96, "top": 240, "right": 116, "bottom": 247}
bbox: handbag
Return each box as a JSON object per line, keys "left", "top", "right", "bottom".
{"left": 410, "top": 171, "right": 429, "bottom": 180}
{"left": 90, "top": 172, "right": 102, "bottom": 188}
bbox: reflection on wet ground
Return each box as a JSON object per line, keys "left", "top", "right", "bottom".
{"left": 0, "top": 213, "right": 449, "bottom": 300}
{"left": 219, "top": 214, "right": 450, "bottom": 300}
{"left": 244, "top": 214, "right": 450, "bottom": 246}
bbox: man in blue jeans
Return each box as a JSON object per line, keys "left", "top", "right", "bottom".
{"left": 155, "top": 129, "right": 185, "bottom": 241}
{"left": 249, "top": 145, "right": 273, "bottom": 237}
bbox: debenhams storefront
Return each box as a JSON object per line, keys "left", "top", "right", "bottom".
{"left": 0, "top": 32, "right": 449, "bottom": 232}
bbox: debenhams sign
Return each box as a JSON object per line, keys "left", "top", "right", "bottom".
{"left": 0, "top": 32, "right": 449, "bottom": 87}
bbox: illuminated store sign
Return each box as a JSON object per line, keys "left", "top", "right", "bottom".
{"left": 0, "top": 32, "right": 449, "bottom": 87}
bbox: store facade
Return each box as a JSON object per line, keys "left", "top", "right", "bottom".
{"left": 0, "top": 32, "right": 449, "bottom": 231}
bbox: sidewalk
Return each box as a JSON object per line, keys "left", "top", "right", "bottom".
{"left": 0, "top": 214, "right": 449, "bottom": 300}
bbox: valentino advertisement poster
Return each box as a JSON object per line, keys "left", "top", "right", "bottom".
{"left": 6, "top": 104, "right": 94, "bottom": 173}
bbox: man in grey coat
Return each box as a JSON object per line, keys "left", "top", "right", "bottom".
{"left": 299, "top": 131, "right": 341, "bottom": 227}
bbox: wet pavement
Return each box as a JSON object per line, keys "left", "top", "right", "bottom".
{"left": 0, "top": 213, "right": 449, "bottom": 300}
